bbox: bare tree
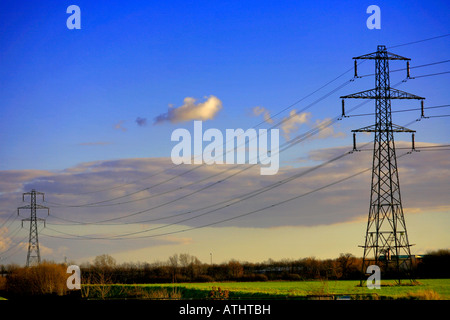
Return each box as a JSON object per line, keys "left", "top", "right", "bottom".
{"left": 93, "top": 254, "right": 116, "bottom": 270}
{"left": 228, "top": 260, "right": 244, "bottom": 279}
{"left": 168, "top": 254, "right": 179, "bottom": 283}
{"left": 179, "top": 253, "right": 190, "bottom": 268}
{"left": 336, "top": 253, "right": 356, "bottom": 280}
{"left": 91, "top": 269, "right": 114, "bottom": 299}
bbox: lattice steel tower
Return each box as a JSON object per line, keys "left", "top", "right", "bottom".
{"left": 18, "top": 189, "right": 49, "bottom": 267}
{"left": 340, "top": 45, "right": 424, "bottom": 283}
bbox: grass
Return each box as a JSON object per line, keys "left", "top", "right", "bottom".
{"left": 83, "top": 279, "right": 450, "bottom": 300}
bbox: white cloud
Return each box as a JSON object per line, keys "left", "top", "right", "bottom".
{"left": 280, "top": 110, "right": 311, "bottom": 140}
{"left": 154, "top": 95, "right": 222, "bottom": 124}
{"left": 252, "top": 106, "right": 344, "bottom": 141}
{"left": 0, "top": 227, "right": 13, "bottom": 251}
{"left": 313, "top": 117, "right": 346, "bottom": 139}
{"left": 252, "top": 106, "right": 273, "bottom": 124}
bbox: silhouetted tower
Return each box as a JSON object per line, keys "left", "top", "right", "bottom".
{"left": 340, "top": 45, "right": 424, "bottom": 283}
{"left": 18, "top": 189, "right": 49, "bottom": 267}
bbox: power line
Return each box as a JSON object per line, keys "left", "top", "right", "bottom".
{"left": 46, "top": 92, "right": 370, "bottom": 225}
{"left": 0, "top": 227, "right": 44, "bottom": 263}
{"left": 0, "top": 210, "right": 19, "bottom": 230}
{"left": 41, "top": 109, "right": 434, "bottom": 241}
{"left": 358, "top": 59, "right": 450, "bottom": 78}
{"left": 0, "top": 224, "right": 22, "bottom": 241}
{"left": 44, "top": 78, "right": 354, "bottom": 209}
{"left": 358, "top": 144, "right": 450, "bottom": 152}
{"left": 413, "top": 71, "right": 450, "bottom": 79}
{"left": 45, "top": 78, "right": 364, "bottom": 212}
{"left": 40, "top": 122, "right": 446, "bottom": 240}
{"left": 41, "top": 33, "right": 450, "bottom": 203}
{"left": 46, "top": 81, "right": 409, "bottom": 226}
{"left": 43, "top": 148, "right": 420, "bottom": 241}
{"left": 0, "top": 235, "right": 28, "bottom": 261}
{"left": 388, "top": 33, "right": 450, "bottom": 49}
{"left": 41, "top": 136, "right": 376, "bottom": 238}
{"left": 32, "top": 35, "right": 450, "bottom": 239}
{"left": 47, "top": 128, "right": 347, "bottom": 225}
{"left": 426, "top": 114, "right": 450, "bottom": 118}
{"left": 49, "top": 144, "right": 354, "bottom": 229}
{"left": 44, "top": 67, "right": 361, "bottom": 201}
{"left": 344, "top": 104, "right": 450, "bottom": 118}
{"left": 41, "top": 149, "right": 365, "bottom": 240}
{"left": 44, "top": 82, "right": 426, "bottom": 242}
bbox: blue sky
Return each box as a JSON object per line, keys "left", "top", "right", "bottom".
{"left": 1, "top": 0, "right": 449, "bottom": 170}
{"left": 0, "top": 1, "right": 449, "bottom": 264}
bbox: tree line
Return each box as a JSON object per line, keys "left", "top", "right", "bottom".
{"left": 1, "top": 249, "right": 448, "bottom": 290}
{"left": 79, "top": 249, "right": 450, "bottom": 284}
{"left": 0, "top": 250, "right": 448, "bottom": 298}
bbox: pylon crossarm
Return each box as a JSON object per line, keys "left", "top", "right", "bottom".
{"left": 341, "top": 88, "right": 424, "bottom": 100}
{"left": 352, "top": 125, "right": 377, "bottom": 132}
{"left": 341, "top": 88, "right": 378, "bottom": 99}
{"left": 353, "top": 50, "right": 410, "bottom": 61}
{"left": 390, "top": 124, "right": 415, "bottom": 132}
{"left": 18, "top": 204, "right": 49, "bottom": 211}
{"left": 35, "top": 204, "right": 50, "bottom": 214}
{"left": 352, "top": 124, "right": 415, "bottom": 133}
{"left": 388, "top": 88, "right": 425, "bottom": 100}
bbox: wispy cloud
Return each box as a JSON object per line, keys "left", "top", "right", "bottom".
{"left": 280, "top": 110, "right": 311, "bottom": 141}
{"left": 136, "top": 117, "right": 147, "bottom": 127}
{"left": 114, "top": 120, "right": 127, "bottom": 132}
{"left": 1, "top": 142, "right": 446, "bottom": 230}
{"left": 0, "top": 142, "right": 447, "bottom": 263}
{"left": 154, "top": 95, "right": 222, "bottom": 124}
{"left": 252, "top": 107, "right": 344, "bottom": 141}
{"left": 252, "top": 106, "right": 310, "bottom": 140}
{"left": 162, "top": 236, "right": 193, "bottom": 245}
{"left": 0, "top": 227, "right": 13, "bottom": 251}
{"left": 313, "top": 118, "right": 346, "bottom": 140}
{"left": 252, "top": 106, "right": 274, "bottom": 124}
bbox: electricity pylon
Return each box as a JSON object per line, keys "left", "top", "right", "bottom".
{"left": 18, "top": 189, "right": 49, "bottom": 267}
{"left": 340, "top": 45, "right": 424, "bottom": 283}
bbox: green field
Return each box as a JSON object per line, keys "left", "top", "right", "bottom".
{"left": 85, "top": 279, "right": 450, "bottom": 300}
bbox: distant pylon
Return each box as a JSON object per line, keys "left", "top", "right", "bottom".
{"left": 18, "top": 189, "right": 49, "bottom": 267}
{"left": 340, "top": 45, "right": 424, "bottom": 283}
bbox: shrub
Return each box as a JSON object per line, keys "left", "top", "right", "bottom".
{"left": 174, "top": 274, "right": 190, "bottom": 283}
{"left": 282, "top": 273, "right": 302, "bottom": 281}
{"left": 128, "top": 286, "right": 182, "bottom": 300}
{"left": 6, "top": 262, "right": 68, "bottom": 296}
{"left": 405, "top": 290, "right": 441, "bottom": 300}
{"left": 194, "top": 275, "right": 214, "bottom": 282}
{"left": 0, "top": 276, "right": 6, "bottom": 290}
{"left": 208, "top": 286, "right": 229, "bottom": 300}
